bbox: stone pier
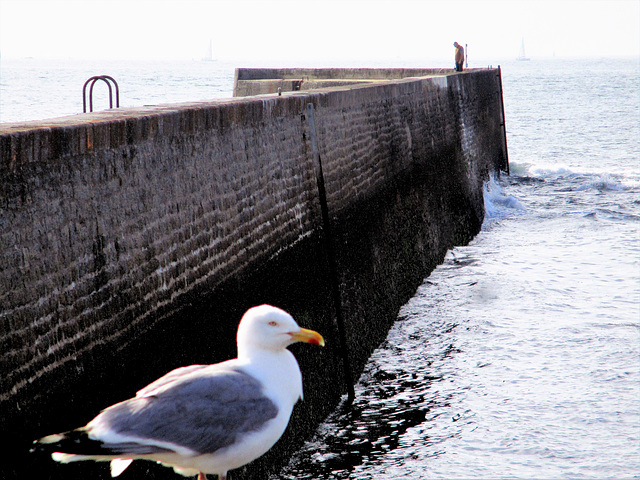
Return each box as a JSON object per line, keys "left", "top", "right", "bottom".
{"left": 0, "top": 67, "right": 508, "bottom": 479}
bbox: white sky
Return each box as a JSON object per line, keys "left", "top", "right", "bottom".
{"left": 0, "top": 0, "right": 638, "bottom": 63}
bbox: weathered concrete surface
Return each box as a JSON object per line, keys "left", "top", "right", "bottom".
{"left": 233, "top": 67, "right": 455, "bottom": 96}
{"left": 0, "top": 68, "right": 507, "bottom": 479}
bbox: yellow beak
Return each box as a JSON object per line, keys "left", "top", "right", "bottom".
{"left": 289, "top": 328, "right": 325, "bottom": 346}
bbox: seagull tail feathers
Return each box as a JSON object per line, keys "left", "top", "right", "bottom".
{"left": 32, "top": 428, "right": 107, "bottom": 457}
{"left": 32, "top": 429, "right": 137, "bottom": 476}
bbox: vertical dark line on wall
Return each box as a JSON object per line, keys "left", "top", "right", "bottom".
{"left": 497, "top": 66, "right": 510, "bottom": 175}
{"left": 306, "top": 103, "right": 355, "bottom": 403}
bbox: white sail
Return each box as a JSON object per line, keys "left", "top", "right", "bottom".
{"left": 517, "top": 38, "right": 530, "bottom": 61}
{"left": 202, "top": 39, "right": 214, "bottom": 62}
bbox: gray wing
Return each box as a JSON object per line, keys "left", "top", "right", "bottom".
{"left": 136, "top": 364, "right": 210, "bottom": 397}
{"left": 96, "top": 368, "right": 279, "bottom": 454}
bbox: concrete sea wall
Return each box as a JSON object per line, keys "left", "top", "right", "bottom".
{"left": 0, "top": 68, "right": 508, "bottom": 479}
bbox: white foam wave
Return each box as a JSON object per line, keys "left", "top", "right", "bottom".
{"left": 529, "top": 164, "right": 575, "bottom": 177}
{"left": 483, "top": 176, "right": 525, "bottom": 224}
{"left": 575, "top": 174, "right": 630, "bottom": 192}
{"left": 509, "top": 161, "right": 639, "bottom": 190}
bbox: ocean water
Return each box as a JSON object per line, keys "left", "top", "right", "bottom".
{"left": 0, "top": 58, "right": 237, "bottom": 123}
{"left": 2, "top": 57, "right": 639, "bottom": 478}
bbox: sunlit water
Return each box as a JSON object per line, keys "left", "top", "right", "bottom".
{"left": 2, "top": 57, "right": 639, "bottom": 479}
{"left": 275, "top": 177, "right": 639, "bottom": 479}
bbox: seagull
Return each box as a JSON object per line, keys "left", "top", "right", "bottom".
{"left": 33, "top": 304, "right": 325, "bottom": 480}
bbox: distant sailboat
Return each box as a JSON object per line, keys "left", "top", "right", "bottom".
{"left": 517, "top": 38, "right": 530, "bottom": 61}
{"left": 202, "top": 39, "right": 215, "bottom": 62}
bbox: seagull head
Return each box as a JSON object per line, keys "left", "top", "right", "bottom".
{"left": 237, "top": 305, "right": 325, "bottom": 356}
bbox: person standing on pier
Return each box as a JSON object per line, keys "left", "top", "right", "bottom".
{"left": 453, "top": 42, "right": 465, "bottom": 71}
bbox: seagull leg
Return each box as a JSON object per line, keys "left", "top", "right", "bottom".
{"left": 196, "top": 472, "right": 226, "bottom": 480}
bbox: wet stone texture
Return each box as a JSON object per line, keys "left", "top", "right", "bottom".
{"left": 0, "top": 69, "right": 506, "bottom": 479}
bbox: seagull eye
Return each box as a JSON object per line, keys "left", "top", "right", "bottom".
{"left": 268, "top": 321, "right": 278, "bottom": 327}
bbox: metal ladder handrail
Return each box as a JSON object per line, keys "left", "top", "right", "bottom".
{"left": 83, "top": 75, "right": 120, "bottom": 113}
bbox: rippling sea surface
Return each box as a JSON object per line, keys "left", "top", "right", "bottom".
{"left": 2, "top": 56, "right": 639, "bottom": 479}
{"left": 0, "top": 58, "right": 237, "bottom": 123}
